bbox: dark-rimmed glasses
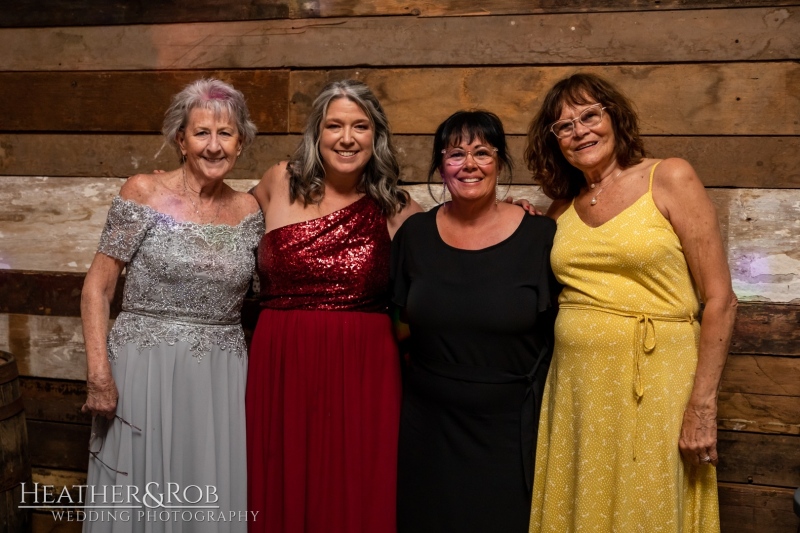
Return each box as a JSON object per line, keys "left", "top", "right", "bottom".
{"left": 89, "top": 415, "right": 142, "bottom": 476}
{"left": 549, "top": 104, "right": 606, "bottom": 138}
{"left": 441, "top": 147, "right": 498, "bottom": 167}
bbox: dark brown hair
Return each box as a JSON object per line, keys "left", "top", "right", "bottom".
{"left": 524, "top": 73, "right": 646, "bottom": 200}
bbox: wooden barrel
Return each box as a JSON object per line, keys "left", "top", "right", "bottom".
{"left": 0, "top": 351, "right": 32, "bottom": 533}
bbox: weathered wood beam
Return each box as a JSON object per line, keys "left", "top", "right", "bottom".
{"left": 3, "top": 1, "right": 800, "bottom": 28}
{"left": 1, "top": 8, "right": 797, "bottom": 70}
{"left": 0, "top": 71, "right": 289, "bottom": 133}
{"left": 2, "top": 180, "right": 799, "bottom": 303}
{"left": 722, "top": 355, "right": 800, "bottom": 397}
{"left": 288, "top": 64, "right": 800, "bottom": 135}
{"left": 717, "top": 431, "right": 800, "bottom": 488}
{"left": 718, "top": 482, "right": 800, "bottom": 533}
{"left": 2, "top": 134, "right": 799, "bottom": 188}
{"left": 718, "top": 392, "right": 800, "bottom": 435}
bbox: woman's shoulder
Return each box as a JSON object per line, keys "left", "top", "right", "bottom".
{"left": 119, "top": 172, "right": 164, "bottom": 204}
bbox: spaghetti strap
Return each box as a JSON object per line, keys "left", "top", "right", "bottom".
{"left": 648, "top": 161, "right": 661, "bottom": 192}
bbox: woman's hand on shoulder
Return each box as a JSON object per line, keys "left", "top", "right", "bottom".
{"left": 388, "top": 197, "right": 424, "bottom": 239}
{"left": 504, "top": 196, "right": 543, "bottom": 216}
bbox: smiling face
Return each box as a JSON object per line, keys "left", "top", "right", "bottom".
{"left": 555, "top": 99, "right": 617, "bottom": 174}
{"left": 178, "top": 107, "right": 241, "bottom": 181}
{"left": 319, "top": 97, "right": 374, "bottom": 181}
{"left": 440, "top": 137, "right": 499, "bottom": 204}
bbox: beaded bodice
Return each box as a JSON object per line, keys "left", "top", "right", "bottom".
{"left": 97, "top": 196, "right": 264, "bottom": 360}
{"left": 257, "top": 195, "right": 391, "bottom": 313}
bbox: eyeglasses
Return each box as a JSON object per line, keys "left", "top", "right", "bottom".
{"left": 549, "top": 104, "right": 606, "bottom": 138}
{"left": 441, "top": 147, "right": 498, "bottom": 167}
{"left": 89, "top": 415, "right": 142, "bottom": 476}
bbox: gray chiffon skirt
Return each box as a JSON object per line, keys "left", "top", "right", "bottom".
{"left": 83, "top": 340, "right": 248, "bottom": 533}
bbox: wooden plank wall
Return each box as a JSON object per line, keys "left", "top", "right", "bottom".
{"left": 1, "top": 2, "right": 799, "bottom": 531}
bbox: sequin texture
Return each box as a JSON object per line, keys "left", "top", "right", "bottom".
{"left": 97, "top": 196, "right": 264, "bottom": 361}
{"left": 258, "top": 195, "right": 390, "bottom": 313}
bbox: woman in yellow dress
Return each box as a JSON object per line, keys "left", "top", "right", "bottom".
{"left": 525, "top": 73, "right": 738, "bottom": 532}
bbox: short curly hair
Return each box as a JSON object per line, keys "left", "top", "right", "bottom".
{"left": 524, "top": 73, "right": 646, "bottom": 200}
{"left": 162, "top": 78, "right": 257, "bottom": 162}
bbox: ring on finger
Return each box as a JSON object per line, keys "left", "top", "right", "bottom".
{"left": 701, "top": 455, "right": 712, "bottom": 463}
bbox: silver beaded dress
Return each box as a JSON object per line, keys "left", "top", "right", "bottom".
{"left": 84, "top": 196, "right": 264, "bottom": 533}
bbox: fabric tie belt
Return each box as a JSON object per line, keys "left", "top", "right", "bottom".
{"left": 413, "top": 343, "right": 550, "bottom": 495}
{"left": 121, "top": 309, "right": 240, "bottom": 326}
{"left": 558, "top": 303, "right": 695, "bottom": 460}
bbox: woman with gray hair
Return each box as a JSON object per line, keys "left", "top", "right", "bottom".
{"left": 247, "top": 79, "right": 421, "bottom": 533}
{"left": 81, "top": 78, "right": 263, "bottom": 532}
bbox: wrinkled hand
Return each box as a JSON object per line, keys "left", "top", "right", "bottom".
{"left": 679, "top": 402, "right": 719, "bottom": 466}
{"left": 504, "top": 196, "right": 542, "bottom": 216}
{"left": 82, "top": 374, "right": 119, "bottom": 420}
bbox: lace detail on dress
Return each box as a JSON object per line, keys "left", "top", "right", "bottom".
{"left": 108, "top": 313, "right": 246, "bottom": 362}
{"left": 99, "top": 196, "right": 264, "bottom": 361}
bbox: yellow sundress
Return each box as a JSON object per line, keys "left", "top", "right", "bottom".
{"left": 529, "top": 162, "right": 720, "bottom": 533}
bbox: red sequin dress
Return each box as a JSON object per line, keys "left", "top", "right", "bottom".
{"left": 246, "top": 196, "right": 401, "bottom": 533}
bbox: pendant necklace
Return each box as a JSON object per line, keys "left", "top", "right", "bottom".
{"left": 183, "top": 166, "right": 222, "bottom": 223}
{"left": 589, "top": 168, "right": 623, "bottom": 206}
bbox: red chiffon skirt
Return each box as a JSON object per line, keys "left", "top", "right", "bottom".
{"left": 246, "top": 308, "right": 401, "bottom": 533}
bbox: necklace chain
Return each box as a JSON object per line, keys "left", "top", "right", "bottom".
{"left": 183, "top": 166, "right": 223, "bottom": 223}
{"left": 589, "top": 168, "right": 623, "bottom": 206}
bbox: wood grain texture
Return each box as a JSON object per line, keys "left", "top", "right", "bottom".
{"left": 3, "top": 1, "right": 799, "bottom": 27}
{"left": 0, "top": 71, "right": 289, "bottom": 133}
{"left": 731, "top": 303, "right": 800, "bottom": 356}
{"left": 1, "top": 8, "right": 797, "bottom": 71}
{"left": 31, "top": 467, "right": 87, "bottom": 533}
{"left": 717, "top": 431, "right": 800, "bottom": 488}
{"left": 2, "top": 134, "right": 799, "bottom": 189}
{"left": 27, "top": 420, "right": 89, "bottom": 471}
{"left": 718, "top": 482, "right": 800, "bottom": 533}
{"left": 3, "top": 179, "right": 800, "bottom": 304}
{"left": 0, "top": 314, "right": 87, "bottom": 380}
{"left": 19, "top": 378, "right": 91, "bottom": 425}
{"left": 721, "top": 355, "right": 800, "bottom": 397}
{"left": 289, "top": 63, "right": 800, "bottom": 135}
{"left": 0, "top": 134, "right": 299, "bottom": 181}
{"left": 314, "top": 0, "right": 800, "bottom": 18}
{"left": 0, "top": 271, "right": 123, "bottom": 318}
{"left": 718, "top": 392, "right": 800, "bottom": 435}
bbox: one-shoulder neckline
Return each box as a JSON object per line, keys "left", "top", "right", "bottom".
{"left": 265, "top": 195, "right": 370, "bottom": 236}
{"left": 114, "top": 195, "right": 262, "bottom": 229}
{"left": 430, "top": 205, "right": 528, "bottom": 253}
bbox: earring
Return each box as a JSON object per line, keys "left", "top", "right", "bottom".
{"left": 439, "top": 177, "right": 448, "bottom": 204}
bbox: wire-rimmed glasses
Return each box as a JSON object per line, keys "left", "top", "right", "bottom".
{"left": 549, "top": 104, "right": 607, "bottom": 138}
{"left": 89, "top": 415, "right": 142, "bottom": 476}
{"left": 441, "top": 147, "right": 498, "bottom": 167}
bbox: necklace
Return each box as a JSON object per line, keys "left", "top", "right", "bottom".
{"left": 589, "top": 168, "right": 623, "bottom": 206}
{"left": 183, "top": 167, "right": 223, "bottom": 223}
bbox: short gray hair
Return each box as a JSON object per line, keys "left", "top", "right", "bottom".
{"left": 162, "top": 78, "right": 258, "bottom": 161}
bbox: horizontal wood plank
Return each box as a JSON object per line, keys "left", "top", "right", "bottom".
{"left": 717, "top": 431, "right": 800, "bottom": 488}
{"left": 721, "top": 354, "right": 800, "bottom": 397}
{"left": 28, "top": 420, "right": 90, "bottom": 471}
{"left": 731, "top": 303, "right": 800, "bottom": 356}
{"left": 2, "top": 134, "right": 799, "bottom": 189}
{"left": 20, "top": 378, "right": 91, "bottom": 425}
{"left": 2, "top": 179, "right": 800, "bottom": 304}
{"left": 3, "top": 1, "right": 800, "bottom": 27}
{"left": 0, "top": 71, "right": 289, "bottom": 133}
{"left": 718, "top": 482, "right": 800, "bottom": 533}
{"left": 718, "top": 392, "right": 800, "bottom": 435}
{"left": 0, "top": 271, "right": 123, "bottom": 318}
{"left": 0, "top": 314, "right": 87, "bottom": 380}
{"left": 2, "top": 8, "right": 798, "bottom": 71}
{"left": 289, "top": 63, "right": 800, "bottom": 135}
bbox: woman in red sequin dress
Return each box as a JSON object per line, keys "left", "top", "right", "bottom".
{"left": 246, "top": 80, "right": 421, "bottom": 533}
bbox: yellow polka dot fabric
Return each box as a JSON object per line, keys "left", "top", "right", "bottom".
{"left": 530, "top": 163, "right": 720, "bottom": 533}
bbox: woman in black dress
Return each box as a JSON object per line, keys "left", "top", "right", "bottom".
{"left": 391, "top": 110, "right": 559, "bottom": 533}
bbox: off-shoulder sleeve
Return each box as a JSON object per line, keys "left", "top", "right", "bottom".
{"left": 97, "top": 196, "right": 157, "bottom": 262}
{"left": 390, "top": 220, "right": 411, "bottom": 308}
{"left": 241, "top": 210, "right": 266, "bottom": 249}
